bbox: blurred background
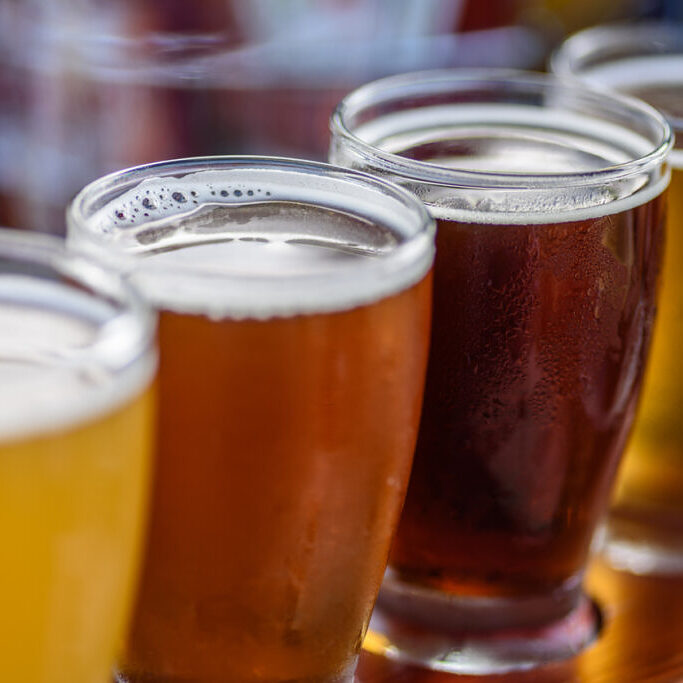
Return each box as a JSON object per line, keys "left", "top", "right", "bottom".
{"left": 0, "top": 0, "right": 680, "bottom": 235}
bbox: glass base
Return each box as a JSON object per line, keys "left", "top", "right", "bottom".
{"left": 601, "top": 510, "right": 683, "bottom": 575}
{"left": 363, "top": 571, "right": 601, "bottom": 675}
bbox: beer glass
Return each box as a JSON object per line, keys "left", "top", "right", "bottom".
{"left": 552, "top": 23, "right": 683, "bottom": 575}
{"left": 330, "top": 70, "right": 671, "bottom": 673}
{"left": 0, "top": 230, "right": 156, "bottom": 683}
{"left": 68, "top": 157, "right": 435, "bottom": 682}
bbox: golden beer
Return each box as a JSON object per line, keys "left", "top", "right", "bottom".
{"left": 552, "top": 27, "right": 683, "bottom": 570}
{"left": 612, "top": 143, "right": 683, "bottom": 550}
{"left": 0, "top": 233, "right": 156, "bottom": 683}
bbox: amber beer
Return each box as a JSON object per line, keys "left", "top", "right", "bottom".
{"left": 330, "top": 71, "right": 671, "bottom": 671}
{"left": 390, "top": 191, "right": 665, "bottom": 597}
{"left": 551, "top": 24, "right": 683, "bottom": 571}
{"left": 68, "top": 158, "right": 434, "bottom": 682}
{"left": 0, "top": 231, "right": 155, "bottom": 683}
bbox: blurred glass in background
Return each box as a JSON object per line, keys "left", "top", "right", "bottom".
{"left": 0, "top": 0, "right": 668, "bottom": 235}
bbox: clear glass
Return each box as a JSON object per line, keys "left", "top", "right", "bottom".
{"left": 68, "top": 156, "right": 435, "bottom": 683}
{"left": 330, "top": 69, "right": 672, "bottom": 673}
{"left": 0, "top": 228, "right": 156, "bottom": 683}
{"left": 552, "top": 23, "right": 683, "bottom": 576}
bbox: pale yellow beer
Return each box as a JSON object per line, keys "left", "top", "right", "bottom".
{"left": 0, "top": 233, "right": 156, "bottom": 683}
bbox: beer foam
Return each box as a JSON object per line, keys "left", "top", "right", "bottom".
{"left": 0, "top": 277, "right": 154, "bottom": 443}
{"left": 425, "top": 170, "right": 669, "bottom": 225}
{"left": 348, "top": 104, "right": 669, "bottom": 225}
{"left": 73, "top": 167, "right": 434, "bottom": 319}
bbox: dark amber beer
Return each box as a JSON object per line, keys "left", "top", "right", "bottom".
{"left": 390, "top": 196, "right": 665, "bottom": 598}
{"left": 552, "top": 23, "right": 683, "bottom": 573}
{"left": 68, "top": 158, "right": 434, "bottom": 682}
{"left": 330, "top": 71, "right": 671, "bottom": 672}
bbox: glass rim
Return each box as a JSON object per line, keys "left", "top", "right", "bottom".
{"left": 330, "top": 68, "right": 673, "bottom": 190}
{"left": 0, "top": 228, "right": 156, "bottom": 370}
{"left": 67, "top": 155, "right": 436, "bottom": 318}
{"left": 0, "top": 228, "right": 156, "bottom": 440}
{"left": 550, "top": 21, "right": 683, "bottom": 133}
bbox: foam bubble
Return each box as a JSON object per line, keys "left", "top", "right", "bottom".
{"left": 101, "top": 172, "right": 326, "bottom": 232}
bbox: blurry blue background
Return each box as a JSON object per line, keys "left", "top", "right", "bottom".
{"left": 0, "top": 0, "right": 678, "bottom": 234}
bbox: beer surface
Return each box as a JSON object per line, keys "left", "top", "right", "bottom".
{"left": 0, "top": 279, "right": 152, "bottom": 440}
{"left": 91, "top": 175, "right": 432, "bottom": 317}
{"left": 383, "top": 135, "right": 666, "bottom": 598}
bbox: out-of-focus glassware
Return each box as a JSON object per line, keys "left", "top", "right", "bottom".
{"left": 552, "top": 21, "right": 683, "bottom": 575}
{"left": 330, "top": 68, "right": 671, "bottom": 673}
{"left": 0, "top": 0, "right": 545, "bottom": 234}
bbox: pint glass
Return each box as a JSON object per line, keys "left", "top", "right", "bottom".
{"left": 0, "top": 230, "right": 156, "bottom": 683}
{"left": 330, "top": 70, "right": 671, "bottom": 672}
{"left": 552, "top": 23, "right": 683, "bottom": 574}
{"left": 68, "top": 157, "right": 434, "bottom": 682}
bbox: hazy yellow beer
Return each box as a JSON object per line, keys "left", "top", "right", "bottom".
{"left": 552, "top": 23, "right": 683, "bottom": 570}
{"left": 0, "top": 232, "right": 156, "bottom": 683}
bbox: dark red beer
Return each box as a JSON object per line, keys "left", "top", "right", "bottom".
{"left": 390, "top": 196, "right": 666, "bottom": 598}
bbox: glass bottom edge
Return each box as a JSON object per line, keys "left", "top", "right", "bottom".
{"left": 364, "top": 573, "right": 601, "bottom": 675}
{"left": 601, "top": 511, "right": 683, "bottom": 575}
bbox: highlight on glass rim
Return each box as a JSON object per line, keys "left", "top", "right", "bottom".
{"left": 2, "top": 2, "right": 683, "bottom": 682}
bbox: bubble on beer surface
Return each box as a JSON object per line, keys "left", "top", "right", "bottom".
{"left": 0, "top": 276, "right": 152, "bottom": 442}
{"left": 351, "top": 104, "right": 667, "bottom": 224}
{"left": 85, "top": 169, "right": 432, "bottom": 318}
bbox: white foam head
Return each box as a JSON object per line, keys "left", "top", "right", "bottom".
{"left": 0, "top": 232, "right": 155, "bottom": 442}
{"left": 68, "top": 158, "right": 435, "bottom": 319}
